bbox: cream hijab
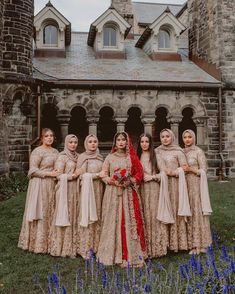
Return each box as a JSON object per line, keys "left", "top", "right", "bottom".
{"left": 77, "top": 134, "right": 103, "bottom": 168}
{"left": 182, "top": 129, "right": 197, "bottom": 153}
{"left": 60, "top": 134, "right": 78, "bottom": 163}
{"left": 157, "top": 128, "right": 184, "bottom": 153}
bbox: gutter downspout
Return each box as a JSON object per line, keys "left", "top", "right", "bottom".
{"left": 218, "top": 86, "right": 225, "bottom": 181}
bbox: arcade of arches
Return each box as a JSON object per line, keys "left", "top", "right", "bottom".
{"left": 42, "top": 105, "right": 203, "bottom": 151}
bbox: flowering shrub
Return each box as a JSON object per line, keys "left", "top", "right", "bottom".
{"left": 34, "top": 243, "right": 235, "bottom": 293}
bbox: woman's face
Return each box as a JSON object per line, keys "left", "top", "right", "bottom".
{"left": 115, "top": 134, "right": 127, "bottom": 150}
{"left": 140, "top": 136, "right": 150, "bottom": 151}
{"left": 68, "top": 137, "right": 78, "bottom": 152}
{"left": 183, "top": 132, "right": 194, "bottom": 147}
{"left": 160, "top": 131, "right": 172, "bottom": 146}
{"left": 87, "top": 136, "right": 98, "bottom": 152}
{"left": 42, "top": 131, "right": 54, "bottom": 146}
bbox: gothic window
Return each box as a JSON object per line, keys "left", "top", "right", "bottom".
{"left": 158, "top": 29, "right": 171, "bottom": 49}
{"left": 103, "top": 24, "right": 117, "bottom": 47}
{"left": 43, "top": 25, "right": 58, "bottom": 45}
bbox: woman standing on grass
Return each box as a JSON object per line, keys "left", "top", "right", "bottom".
{"left": 182, "top": 129, "right": 212, "bottom": 254}
{"left": 97, "top": 132, "right": 146, "bottom": 267}
{"left": 76, "top": 134, "right": 104, "bottom": 259}
{"left": 155, "top": 129, "right": 191, "bottom": 253}
{"left": 137, "top": 133, "right": 170, "bottom": 258}
{"left": 48, "top": 134, "right": 80, "bottom": 257}
{"left": 18, "top": 128, "right": 59, "bottom": 253}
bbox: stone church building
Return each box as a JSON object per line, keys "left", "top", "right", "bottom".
{"left": 0, "top": 0, "right": 234, "bottom": 179}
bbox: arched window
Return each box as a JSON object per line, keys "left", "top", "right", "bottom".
{"left": 103, "top": 24, "right": 117, "bottom": 47}
{"left": 158, "top": 29, "right": 171, "bottom": 49}
{"left": 43, "top": 24, "right": 58, "bottom": 45}
{"left": 179, "top": 107, "right": 197, "bottom": 147}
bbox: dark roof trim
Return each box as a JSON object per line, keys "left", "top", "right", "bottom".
{"left": 45, "top": 79, "right": 222, "bottom": 90}
{"left": 175, "top": 2, "right": 188, "bottom": 18}
{"left": 135, "top": 27, "right": 151, "bottom": 48}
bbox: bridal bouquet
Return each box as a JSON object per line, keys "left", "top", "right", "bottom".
{"left": 113, "top": 168, "right": 129, "bottom": 184}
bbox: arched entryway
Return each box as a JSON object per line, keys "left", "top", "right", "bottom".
{"left": 125, "top": 107, "right": 144, "bottom": 146}
{"left": 97, "top": 106, "right": 116, "bottom": 153}
{"left": 153, "top": 107, "right": 171, "bottom": 145}
{"left": 41, "top": 103, "right": 60, "bottom": 147}
{"left": 179, "top": 107, "right": 197, "bottom": 147}
{"left": 68, "top": 106, "right": 88, "bottom": 152}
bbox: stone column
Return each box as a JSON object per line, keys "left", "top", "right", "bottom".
{"left": 193, "top": 116, "right": 207, "bottom": 146}
{"left": 87, "top": 116, "right": 99, "bottom": 136}
{"left": 115, "top": 116, "right": 128, "bottom": 132}
{"left": 57, "top": 112, "right": 71, "bottom": 148}
{"left": 167, "top": 115, "right": 182, "bottom": 144}
{"left": 142, "top": 117, "right": 155, "bottom": 136}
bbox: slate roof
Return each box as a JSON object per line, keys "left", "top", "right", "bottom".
{"left": 133, "top": 1, "right": 183, "bottom": 25}
{"left": 33, "top": 32, "right": 220, "bottom": 85}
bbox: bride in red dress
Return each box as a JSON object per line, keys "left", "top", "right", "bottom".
{"left": 97, "top": 131, "right": 146, "bottom": 267}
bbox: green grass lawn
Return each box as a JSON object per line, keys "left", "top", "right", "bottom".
{"left": 0, "top": 180, "right": 235, "bottom": 293}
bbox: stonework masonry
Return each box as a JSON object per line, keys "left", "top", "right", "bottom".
{"left": 188, "top": 0, "right": 235, "bottom": 176}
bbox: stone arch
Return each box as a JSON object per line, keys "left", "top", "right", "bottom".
{"left": 179, "top": 107, "right": 197, "bottom": 147}
{"left": 180, "top": 100, "right": 207, "bottom": 117}
{"left": 98, "top": 103, "right": 116, "bottom": 116}
{"left": 41, "top": 103, "right": 60, "bottom": 145}
{"left": 125, "top": 106, "right": 144, "bottom": 145}
{"left": 153, "top": 106, "right": 171, "bottom": 144}
{"left": 97, "top": 106, "right": 116, "bottom": 142}
{"left": 68, "top": 106, "right": 88, "bottom": 151}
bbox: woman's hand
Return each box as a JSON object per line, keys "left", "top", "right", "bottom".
{"left": 99, "top": 170, "right": 107, "bottom": 178}
{"left": 166, "top": 169, "right": 176, "bottom": 177}
{"left": 144, "top": 174, "right": 153, "bottom": 182}
{"left": 47, "top": 170, "right": 60, "bottom": 177}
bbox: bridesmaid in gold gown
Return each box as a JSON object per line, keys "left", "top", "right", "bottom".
{"left": 49, "top": 134, "right": 79, "bottom": 257}
{"left": 18, "top": 128, "right": 59, "bottom": 253}
{"left": 182, "top": 129, "right": 212, "bottom": 254}
{"left": 137, "top": 133, "right": 168, "bottom": 258}
{"left": 97, "top": 132, "right": 146, "bottom": 267}
{"left": 76, "top": 134, "right": 104, "bottom": 259}
{"left": 155, "top": 129, "right": 191, "bottom": 252}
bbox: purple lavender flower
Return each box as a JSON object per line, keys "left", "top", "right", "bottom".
{"left": 50, "top": 272, "right": 59, "bottom": 287}
{"left": 186, "top": 285, "right": 193, "bottom": 294}
{"left": 179, "top": 263, "right": 187, "bottom": 280}
{"left": 61, "top": 284, "right": 67, "bottom": 294}
{"left": 144, "top": 283, "right": 151, "bottom": 293}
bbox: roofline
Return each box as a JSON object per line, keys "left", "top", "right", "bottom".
{"left": 133, "top": 1, "right": 182, "bottom": 6}
{"left": 42, "top": 79, "right": 222, "bottom": 90}
{"left": 175, "top": 2, "right": 188, "bottom": 18}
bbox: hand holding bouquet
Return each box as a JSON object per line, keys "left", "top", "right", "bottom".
{"left": 111, "top": 168, "right": 130, "bottom": 187}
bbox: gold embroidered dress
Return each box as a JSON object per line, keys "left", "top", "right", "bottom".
{"left": 97, "top": 134, "right": 146, "bottom": 267}
{"left": 155, "top": 130, "right": 189, "bottom": 252}
{"left": 183, "top": 130, "right": 212, "bottom": 250}
{"left": 48, "top": 135, "right": 79, "bottom": 257}
{"left": 18, "top": 146, "right": 58, "bottom": 253}
{"left": 77, "top": 135, "right": 104, "bottom": 259}
{"left": 140, "top": 153, "right": 168, "bottom": 258}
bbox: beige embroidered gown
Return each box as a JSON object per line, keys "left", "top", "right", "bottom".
{"left": 140, "top": 154, "right": 168, "bottom": 258}
{"left": 97, "top": 152, "right": 146, "bottom": 267}
{"left": 156, "top": 149, "right": 188, "bottom": 252}
{"left": 48, "top": 154, "right": 78, "bottom": 257}
{"left": 18, "top": 146, "right": 58, "bottom": 253}
{"left": 77, "top": 158, "right": 104, "bottom": 259}
{"left": 184, "top": 146, "right": 212, "bottom": 249}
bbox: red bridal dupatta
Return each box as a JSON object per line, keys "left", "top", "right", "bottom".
{"left": 111, "top": 133, "right": 146, "bottom": 261}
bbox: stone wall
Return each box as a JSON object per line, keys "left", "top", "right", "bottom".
{"left": 2, "top": 0, "right": 34, "bottom": 77}
{"left": 188, "top": 0, "right": 235, "bottom": 178}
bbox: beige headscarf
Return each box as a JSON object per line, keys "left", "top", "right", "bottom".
{"left": 60, "top": 134, "right": 78, "bottom": 163}
{"left": 182, "top": 129, "right": 197, "bottom": 154}
{"left": 157, "top": 129, "right": 184, "bottom": 153}
{"left": 77, "top": 134, "right": 103, "bottom": 168}
{"left": 182, "top": 129, "right": 212, "bottom": 215}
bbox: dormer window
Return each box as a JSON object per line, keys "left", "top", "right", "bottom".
{"left": 158, "top": 29, "right": 171, "bottom": 49}
{"left": 103, "top": 24, "right": 117, "bottom": 47}
{"left": 43, "top": 24, "right": 58, "bottom": 46}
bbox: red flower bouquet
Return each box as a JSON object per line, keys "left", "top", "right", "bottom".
{"left": 113, "top": 168, "right": 129, "bottom": 184}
